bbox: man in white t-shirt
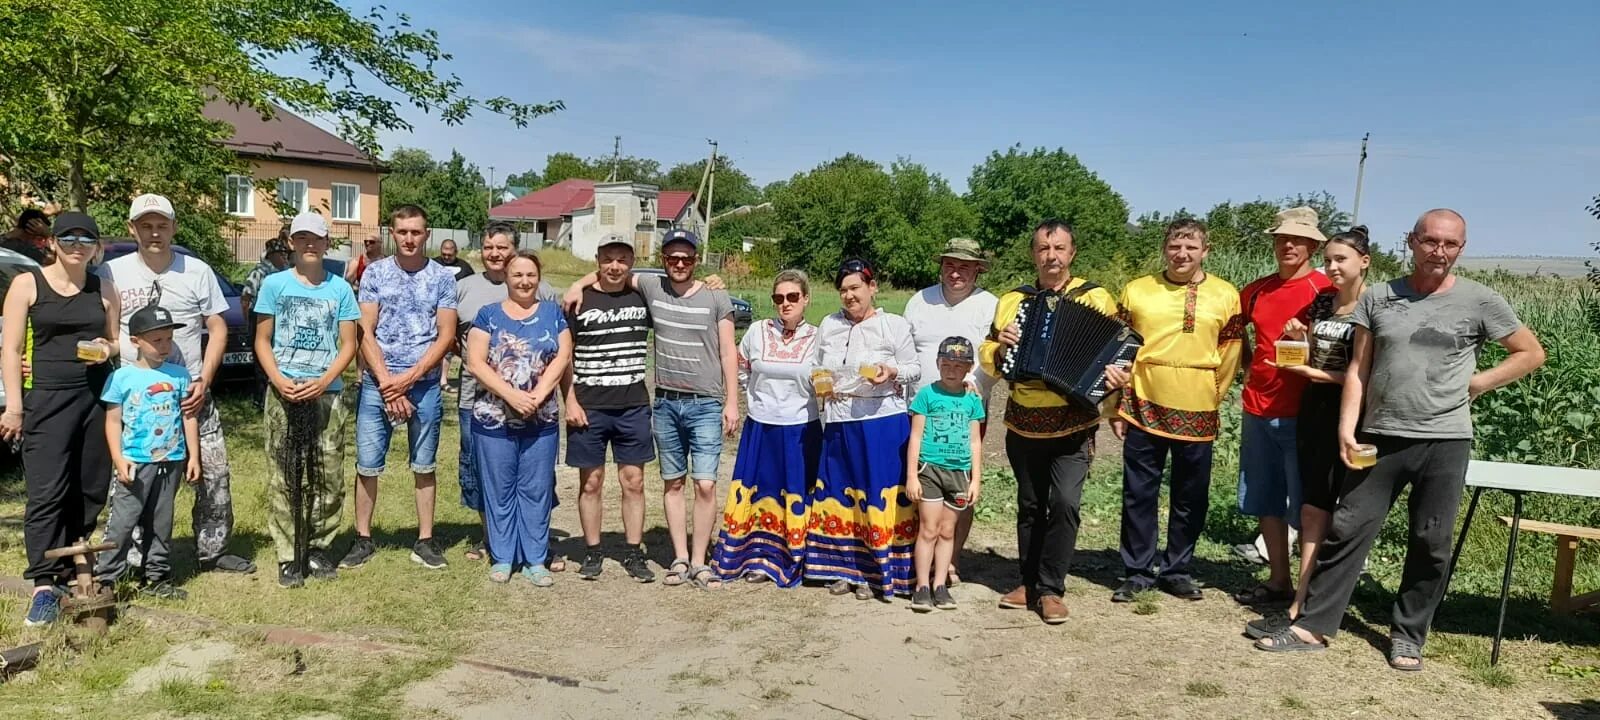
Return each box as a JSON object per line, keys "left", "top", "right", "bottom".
{"left": 100, "top": 193, "right": 255, "bottom": 574}
{"left": 902, "top": 237, "right": 999, "bottom": 586}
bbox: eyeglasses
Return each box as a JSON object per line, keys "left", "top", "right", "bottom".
{"left": 771, "top": 291, "right": 804, "bottom": 305}
{"left": 1414, "top": 237, "right": 1463, "bottom": 254}
{"left": 56, "top": 235, "right": 98, "bottom": 248}
{"left": 663, "top": 254, "right": 697, "bottom": 266}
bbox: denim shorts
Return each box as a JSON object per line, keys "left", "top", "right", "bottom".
{"left": 1237, "top": 412, "right": 1301, "bottom": 528}
{"left": 652, "top": 395, "right": 724, "bottom": 482}
{"left": 355, "top": 377, "right": 443, "bottom": 476}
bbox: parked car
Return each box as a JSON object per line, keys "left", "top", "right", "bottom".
{"left": 0, "top": 246, "right": 41, "bottom": 416}
{"left": 100, "top": 243, "right": 253, "bottom": 381}
{"left": 633, "top": 268, "right": 753, "bottom": 329}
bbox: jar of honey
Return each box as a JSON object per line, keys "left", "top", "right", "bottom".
{"left": 1274, "top": 339, "right": 1309, "bottom": 367}
{"left": 857, "top": 363, "right": 880, "bottom": 381}
{"left": 1350, "top": 443, "right": 1378, "bottom": 469}
{"left": 811, "top": 368, "right": 835, "bottom": 397}
{"left": 76, "top": 340, "right": 109, "bottom": 363}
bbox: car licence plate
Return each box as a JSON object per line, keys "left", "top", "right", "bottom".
{"left": 223, "top": 351, "right": 254, "bottom": 365}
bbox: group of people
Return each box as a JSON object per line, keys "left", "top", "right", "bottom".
{"left": 0, "top": 195, "right": 1545, "bottom": 672}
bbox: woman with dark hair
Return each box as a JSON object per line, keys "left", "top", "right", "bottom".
{"left": 464, "top": 250, "right": 572, "bottom": 587}
{"left": 0, "top": 212, "right": 121, "bottom": 625}
{"left": 713, "top": 269, "right": 823, "bottom": 586}
{"left": 805, "top": 258, "right": 920, "bottom": 600}
{"left": 1247, "top": 225, "right": 1371, "bottom": 637}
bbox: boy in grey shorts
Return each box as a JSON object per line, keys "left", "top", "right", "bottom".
{"left": 905, "top": 337, "right": 986, "bottom": 612}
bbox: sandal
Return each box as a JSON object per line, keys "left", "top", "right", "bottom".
{"left": 489, "top": 563, "right": 512, "bottom": 584}
{"left": 521, "top": 566, "right": 554, "bottom": 588}
{"left": 1253, "top": 627, "right": 1327, "bottom": 653}
{"left": 947, "top": 567, "right": 961, "bottom": 588}
{"left": 1232, "top": 583, "right": 1295, "bottom": 606}
{"left": 1388, "top": 638, "right": 1424, "bottom": 672}
{"left": 1244, "top": 613, "right": 1293, "bottom": 640}
{"left": 689, "top": 565, "right": 723, "bottom": 590}
{"left": 663, "top": 559, "right": 691, "bottom": 587}
{"left": 827, "top": 579, "right": 854, "bottom": 596}
{"left": 547, "top": 556, "right": 566, "bottom": 573}
{"left": 853, "top": 584, "right": 873, "bottom": 601}
{"left": 465, "top": 541, "right": 487, "bottom": 563}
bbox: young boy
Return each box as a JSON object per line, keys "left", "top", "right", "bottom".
{"left": 906, "top": 337, "right": 985, "bottom": 612}
{"left": 255, "top": 212, "right": 362, "bottom": 589}
{"left": 95, "top": 303, "right": 200, "bottom": 600}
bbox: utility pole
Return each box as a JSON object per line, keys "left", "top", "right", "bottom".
{"left": 1352, "top": 133, "right": 1369, "bottom": 225}
{"left": 487, "top": 165, "right": 496, "bottom": 214}
{"left": 607, "top": 136, "right": 621, "bottom": 182}
{"left": 703, "top": 139, "right": 718, "bottom": 241}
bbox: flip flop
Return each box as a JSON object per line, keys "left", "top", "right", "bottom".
{"left": 1253, "top": 627, "right": 1327, "bottom": 653}
{"left": 1388, "top": 638, "right": 1424, "bottom": 672}
{"left": 521, "top": 566, "right": 554, "bottom": 588}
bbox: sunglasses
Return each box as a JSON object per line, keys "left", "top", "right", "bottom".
{"left": 663, "top": 254, "right": 697, "bottom": 266}
{"left": 771, "top": 291, "right": 804, "bottom": 305}
{"left": 56, "top": 234, "right": 98, "bottom": 248}
{"left": 836, "top": 258, "right": 875, "bottom": 285}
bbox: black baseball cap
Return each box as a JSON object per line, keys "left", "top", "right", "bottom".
{"left": 51, "top": 211, "right": 100, "bottom": 239}
{"left": 128, "top": 303, "right": 185, "bottom": 336}
{"left": 661, "top": 228, "right": 700, "bottom": 251}
{"left": 937, "top": 336, "right": 975, "bottom": 363}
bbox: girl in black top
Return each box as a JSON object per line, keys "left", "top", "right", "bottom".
{"left": 1259, "top": 226, "right": 1370, "bottom": 627}
{"left": 0, "top": 211, "right": 121, "bottom": 625}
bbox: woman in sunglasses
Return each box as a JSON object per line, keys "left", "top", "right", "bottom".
{"left": 1, "top": 212, "right": 122, "bottom": 626}
{"left": 711, "top": 269, "right": 822, "bottom": 587}
{"left": 805, "top": 258, "right": 920, "bottom": 600}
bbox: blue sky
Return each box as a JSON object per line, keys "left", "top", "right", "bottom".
{"left": 352, "top": 1, "right": 1599, "bottom": 256}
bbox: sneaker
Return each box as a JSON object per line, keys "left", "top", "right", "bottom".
{"left": 577, "top": 547, "right": 604, "bottom": 580}
{"left": 308, "top": 551, "right": 338, "bottom": 580}
{"left": 139, "top": 581, "right": 188, "bottom": 601}
{"left": 278, "top": 562, "right": 305, "bottom": 589}
{"left": 910, "top": 585, "right": 935, "bottom": 613}
{"left": 620, "top": 549, "right": 655, "bottom": 583}
{"left": 933, "top": 585, "right": 957, "bottom": 610}
{"left": 411, "top": 538, "right": 447, "bottom": 569}
{"left": 24, "top": 590, "right": 60, "bottom": 626}
{"left": 339, "top": 537, "right": 376, "bottom": 569}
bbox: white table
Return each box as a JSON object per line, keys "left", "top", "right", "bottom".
{"left": 1445, "top": 461, "right": 1600, "bottom": 665}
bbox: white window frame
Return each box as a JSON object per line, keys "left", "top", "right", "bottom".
{"left": 224, "top": 175, "right": 254, "bottom": 217}
{"left": 276, "top": 178, "right": 309, "bottom": 215}
{"left": 331, "top": 182, "right": 361, "bottom": 222}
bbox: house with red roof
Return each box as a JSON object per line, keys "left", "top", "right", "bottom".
{"left": 489, "top": 179, "right": 703, "bottom": 261}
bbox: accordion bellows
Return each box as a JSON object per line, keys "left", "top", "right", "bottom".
{"left": 999, "top": 291, "right": 1143, "bottom": 411}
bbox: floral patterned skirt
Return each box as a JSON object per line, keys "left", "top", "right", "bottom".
{"left": 713, "top": 418, "right": 821, "bottom": 587}
{"left": 803, "top": 414, "right": 916, "bottom": 596}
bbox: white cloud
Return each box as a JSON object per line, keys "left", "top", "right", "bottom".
{"left": 492, "top": 13, "right": 826, "bottom": 114}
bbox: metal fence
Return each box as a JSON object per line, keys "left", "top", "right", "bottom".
{"left": 223, "top": 224, "right": 543, "bottom": 263}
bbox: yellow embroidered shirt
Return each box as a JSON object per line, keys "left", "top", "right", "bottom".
{"left": 1116, "top": 273, "right": 1245, "bottom": 441}
{"left": 979, "top": 278, "right": 1121, "bottom": 439}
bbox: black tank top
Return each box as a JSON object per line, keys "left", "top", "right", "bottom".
{"left": 28, "top": 270, "right": 110, "bottom": 391}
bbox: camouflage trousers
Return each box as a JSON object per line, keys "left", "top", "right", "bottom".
{"left": 265, "top": 388, "right": 347, "bottom": 565}
{"left": 129, "top": 392, "right": 235, "bottom": 565}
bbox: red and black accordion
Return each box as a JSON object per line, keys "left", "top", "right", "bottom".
{"left": 998, "top": 285, "right": 1142, "bottom": 411}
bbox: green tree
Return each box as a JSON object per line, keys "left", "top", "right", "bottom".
{"left": 538, "top": 153, "right": 595, "bottom": 187}
{"left": 380, "top": 148, "right": 489, "bottom": 233}
{"left": 503, "top": 169, "right": 543, "bottom": 192}
{"left": 965, "top": 145, "right": 1131, "bottom": 283}
{"left": 0, "top": 0, "right": 560, "bottom": 269}
{"left": 661, "top": 157, "right": 761, "bottom": 215}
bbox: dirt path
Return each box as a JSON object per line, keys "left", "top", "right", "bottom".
{"left": 397, "top": 462, "right": 1585, "bottom": 720}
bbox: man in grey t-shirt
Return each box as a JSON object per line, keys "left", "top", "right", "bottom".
{"left": 1258, "top": 209, "right": 1546, "bottom": 670}
{"left": 562, "top": 229, "right": 738, "bottom": 588}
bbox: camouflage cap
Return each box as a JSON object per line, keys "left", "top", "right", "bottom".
{"left": 938, "top": 237, "right": 987, "bottom": 265}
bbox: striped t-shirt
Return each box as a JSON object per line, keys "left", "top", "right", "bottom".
{"left": 567, "top": 287, "right": 650, "bottom": 409}
{"left": 638, "top": 275, "right": 732, "bottom": 398}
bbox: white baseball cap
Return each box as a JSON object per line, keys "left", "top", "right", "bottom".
{"left": 128, "top": 193, "right": 175, "bottom": 222}
{"left": 288, "top": 211, "right": 329, "bottom": 238}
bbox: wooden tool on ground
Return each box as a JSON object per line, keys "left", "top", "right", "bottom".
{"left": 42, "top": 538, "right": 117, "bottom": 634}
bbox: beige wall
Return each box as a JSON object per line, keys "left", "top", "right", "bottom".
{"left": 229, "top": 158, "right": 381, "bottom": 229}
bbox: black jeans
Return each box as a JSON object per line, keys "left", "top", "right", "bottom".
{"left": 1296, "top": 436, "right": 1472, "bottom": 646}
{"left": 1119, "top": 425, "right": 1213, "bottom": 585}
{"left": 22, "top": 387, "right": 111, "bottom": 585}
{"left": 1008, "top": 429, "right": 1093, "bottom": 598}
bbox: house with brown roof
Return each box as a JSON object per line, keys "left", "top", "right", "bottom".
{"left": 488, "top": 178, "right": 702, "bottom": 261}
{"left": 203, "top": 101, "right": 385, "bottom": 261}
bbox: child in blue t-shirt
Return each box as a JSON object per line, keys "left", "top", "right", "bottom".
{"left": 94, "top": 304, "right": 199, "bottom": 599}
{"left": 905, "top": 336, "right": 986, "bottom": 612}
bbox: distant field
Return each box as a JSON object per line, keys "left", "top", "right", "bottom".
{"left": 1455, "top": 255, "right": 1592, "bottom": 277}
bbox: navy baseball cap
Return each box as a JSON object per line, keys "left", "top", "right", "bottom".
{"left": 661, "top": 228, "right": 700, "bottom": 251}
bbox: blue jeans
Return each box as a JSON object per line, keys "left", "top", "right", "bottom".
{"left": 652, "top": 395, "right": 724, "bottom": 482}
{"left": 356, "top": 378, "right": 443, "bottom": 476}
{"left": 457, "top": 408, "right": 483, "bottom": 511}
{"left": 473, "top": 424, "right": 559, "bottom": 569}
{"left": 1237, "top": 413, "right": 1301, "bottom": 528}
